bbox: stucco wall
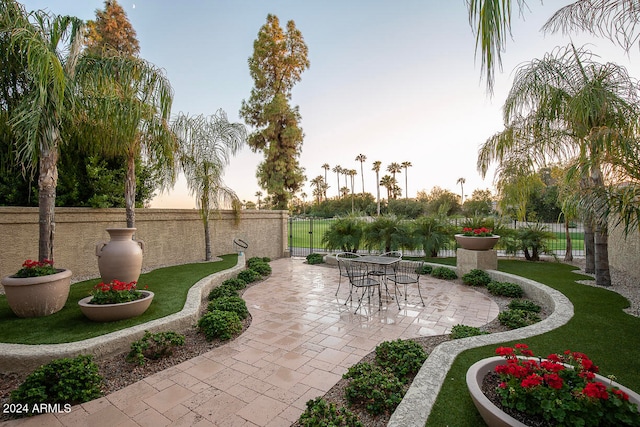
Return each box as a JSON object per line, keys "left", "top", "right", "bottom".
{"left": 608, "top": 221, "right": 640, "bottom": 281}
{"left": 0, "top": 207, "right": 288, "bottom": 280}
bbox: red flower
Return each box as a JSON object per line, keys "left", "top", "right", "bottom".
{"left": 521, "top": 374, "right": 543, "bottom": 388}
{"left": 496, "top": 346, "right": 514, "bottom": 357}
{"left": 499, "top": 382, "right": 508, "bottom": 389}
{"left": 540, "top": 360, "right": 565, "bottom": 373}
{"left": 614, "top": 389, "right": 629, "bottom": 401}
{"left": 583, "top": 382, "right": 609, "bottom": 400}
{"left": 544, "top": 373, "right": 563, "bottom": 389}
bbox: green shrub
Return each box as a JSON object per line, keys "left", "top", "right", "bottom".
{"left": 237, "top": 268, "right": 261, "bottom": 283}
{"left": 11, "top": 355, "right": 103, "bottom": 409}
{"left": 298, "top": 397, "right": 363, "bottom": 427}
{"left": 250, "top": 261, "right": 272, "bottom": 276}
{"left": 450, "top": 324, "right": 489, "bottom": 339}
{"left": 126, "top": 331, "right": 185, "bottom": 366}
{"left": 419, "top": 264, "right": 433, "bottom": 275}
{"left": 247, "top": 256, "right": 264, "bottom": 267}
{"left": 487, "top": 281, "right": 524, "bottom": 298}
{"left": 374, "top": 339, "right": 427, "bottom": 382}
{"left": 221, "top": 278, "right": 247, "bottom": 290}
{"left": 508, "top": 299, "right": 541, "bottom": 313}
{"left": 461, "top": 269, "right": 492, "bottom": 287}
{"left": 343, "top": 362, "right": 404, "bottom": 415}
{"left": 306, "top": 253, "right": 325, "bottom": 264}
{"left": 198, "top": 310, "right": 243, "bottom": 341}
{"left": 498, "top": 309, "right": 541, "bottom": 329}
{"left": 431, "top": 266, "right": 458, "bottom": 280}
{"left": 207, "top": 296, "right": 249, "bottom": 319}
{"left": 208, "top": 283, "right": 239, "bottom": 301}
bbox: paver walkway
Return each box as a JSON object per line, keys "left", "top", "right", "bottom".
{"left": 6, "top": 258, "right": 499, "bottom": 427}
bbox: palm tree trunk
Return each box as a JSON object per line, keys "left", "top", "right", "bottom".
{"left": 125, "top": 153, "right": 137, "bottom": 228}
{"left": 38, "top": 145, "right": 58, "bottom": 261}
{"left": 203, "top": 212, "right": 211, "bottom": 261}
{"left": 376, "top": 172, "right": 381, "bottom": 216}
{"left": 594, "top": 223, "right": 611, "bottom": 286}
{"left": 564, "top": 217, "right": 573, "bottom": 262}
{"left": 584, "top": 218, "right": 595, "bottom": 274}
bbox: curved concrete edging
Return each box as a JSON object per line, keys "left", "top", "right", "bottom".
{"left": 388, "top": 266, "right": 575, "bottom": 427}
{"left": 0, "top": 253, "right": 245, "bottom": 373}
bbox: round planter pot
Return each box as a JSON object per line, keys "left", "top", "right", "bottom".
{"left": 78, "top": 291, "right": 154, "bottom": 322}
{"left": 466, "top": 356, "right": 640, "bottom": 427}
{"left": 455, "top": 234, "right": 500, "bottom": 251}
{"left": 1, "top": 269, "right": 72, "bottom": 318}
{"left": 96, "top": 228, "right": 145, "bottom": 284}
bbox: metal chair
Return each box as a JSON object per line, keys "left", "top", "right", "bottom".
{"left": 387, "top": 260, "right": 425, "bottom": 308}
{"left": 368, "top": 251, "right": 402, "bottom": 297}
{"left": 343, "top": 259, "right": 382, "bottom": 313}
{"left": 336, "top": 252, "right": 362, "bottom": 296}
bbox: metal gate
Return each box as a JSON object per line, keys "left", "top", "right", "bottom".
{"left": 288, "top": 217, "right": 333, "bottom": 257}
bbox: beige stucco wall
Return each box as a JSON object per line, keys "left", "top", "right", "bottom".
{"left": 608, "top": 221, "right": 640, "bottom": 281}
{"left": 0, "top": 207, "right": 288, "bottom": 280}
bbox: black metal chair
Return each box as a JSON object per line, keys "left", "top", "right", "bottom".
{"left": 387, "top": 260, "right": 425, "bottom": 308}
{"left": 336, "top": 252, "right": 362, "bottom": 296}
{"left": 368, "top": 251, "right": 402, "bottom": 297}
{"left": 344, "top": 259, "right": 382, "bottom": 313}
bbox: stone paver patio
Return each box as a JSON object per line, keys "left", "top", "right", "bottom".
{"left": 5, "top": 258, "right": 499, "bottom": 426}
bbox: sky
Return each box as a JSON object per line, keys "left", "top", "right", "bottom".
{"left": 19, "top": 0, "right": 640, "bottom": 209}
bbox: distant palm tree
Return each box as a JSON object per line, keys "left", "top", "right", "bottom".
{"left": 340, "top": 186, "right": 350, "bottom": 197}
{"left": 300, "top": 192, "right": 307, "bottom": 214}
{"left": 255, "top": 191, "right": 262, "bottom": 209}
{"left": 348, "top": 169, "right": 357, "bottom": 212}
{"left": 332, "top": 165, "right": 342, "bottom": 198}
{"left": 372, "top": 161, "right": 382, "bottom": 215}
{"left": 380, "top": 175, "right": 394, "bottom": 201}
{"left": 310, "top": 175, "right": 325, "bottom": 204}
{"left": 457, "top": 177, "right": 466, "bottom": 204}
{"left": 355, "top": 154, "right": 367, "bottom": 193}
{"left": 401, "top": 161, "right": 412, "bottom": 199}
{"left": 387, "top": 163, "right": 402, "bottom": 199}
{"left": 173, "top": 111, "right": 246, "bottom": 261}
{"left": 322, "top": 163, "right": 330, "bottom": 199}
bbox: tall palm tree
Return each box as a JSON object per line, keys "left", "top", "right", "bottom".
{"left": 173, "top": 110, "right": 246, "bottom": 261}
{"left": 310, "top": 175, "right": 325, "bottom": 204}
{"left": 75, "top": 53, "right": 177, "bottom": 228}
{"left": 355, "top": 154, "right": 366, "bottom": 193}
{"left": 332, "top": 165, "right": 342, "bottom": 199}
{"left": 321, "top": 163, "right": 330, "bottom": 199}
{"left": 348, "top": 169, "right": 357, "bottom": 213}
{"left": 380, "top": 175, "right": 394, "bottom": 201}
{"left": 255, "top": 191, "right": 262, "bottom": 209}
{"left": 402, "top": 161, "right": 412, "bottom": 199}
{"left": 457, "top": 177, "right": 466, "bottom": 204}
{"left": 477, "top": 44, "right": 640, "bottom": 286}
{"left": 387, "top": 162, "right": 402, "bottom": 199}
{"left": 1, "top": 1, "right": 84, "bottom": 261}
{"left": 372, "top": 160, "right": 382, "bottom": 215}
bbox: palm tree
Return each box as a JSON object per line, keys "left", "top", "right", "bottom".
{"left": 75, "top": 53, "right": 177, "bottom": 228}
{"left": 340, "top": 186, "right": 350, "bottom": 197}
{"left": 348, "top": 169, "right": 357, "bottom": 213}
{"left": 321, "top": 163, "right": 330, "bottom": 199}
{"left": 387, "top": 162, "right": 402, "bottom": 199}
{"left": 355, "top": 154, "right": 366, "bottom": 193}
{"left": 332, "top": 165, "right": 342, "bottom": 198}
{"left": 372, "top": 160, "right": 382, "bottom": 215}
{"left": 477, "top": 44, "right": 640, "bottom": 286}
{"left": 173, "top": 110, "right": 246, "bottom": 261}
{"left": 457, "top": 177, "right": 466, "bottom": 204}
{"left": 402, "top": 161, "right": 412, "bottom": 199}
{"left": 300, "top": 192, "right": 307, "bottom": 214}
{"left": 380, "top": 175, "right": 395, "bottom": 202}
{"left": 310, "top": 175, "right": 325, "bottom": 204}
{"left": 1, "top": 2, "right": 84, "bottom": 261}
{"left": 255, "top": 191, "right": 262, "bottom": 209}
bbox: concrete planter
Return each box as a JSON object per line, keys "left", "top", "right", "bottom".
{"left": 1, "top": 269, "right": 72, "bottom": 318}
{"left": 466, "top": 356, "right": 640, "bottom": 427}
{"left": 455, "top": 234, "right": 500, "bottom": 251}
{"left": 78, "top": 291, "right": 154, "bottom": 322}
{"left": 96, "top": 228, "right": 144, "bottom": 284}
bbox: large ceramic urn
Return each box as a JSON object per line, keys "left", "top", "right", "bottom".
{"left": 1, "top": 269, "right": 72, "bottom": 318}
{"left": 96, "top": 228, "right": 144, "bottom": 284}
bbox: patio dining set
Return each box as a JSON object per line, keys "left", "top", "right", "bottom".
{"left": 335, "top": 252, "right": 426, "bottom": 313}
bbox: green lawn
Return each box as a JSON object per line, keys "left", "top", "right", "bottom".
{"left": 0, "top": 254, "right": 238, "bottom": 344}
{"left": 426, "top": 259, "right": 640, "bottom": 426}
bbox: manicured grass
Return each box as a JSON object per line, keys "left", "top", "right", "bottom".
{"left": 288, "top": 218, "right": 335, "bottom": 248}
{"left": 0, "top": 254, "right": 238, "bottom": 344}
{"left": 426, "top": 259, "right": 640, "bottom": 426}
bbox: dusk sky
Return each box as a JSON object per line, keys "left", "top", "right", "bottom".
{"left": 20, "top": 1, "right": 640, "bottom": 208}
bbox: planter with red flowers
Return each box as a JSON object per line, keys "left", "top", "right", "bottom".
{"left": 455, "top": 227, "right": 500, "bottom": 251}
{"left": 78, "top": 280, "right": 154, "bottom": 322}
{"left": 1, "top": 259, "right": 72, "bottom": 318}
{"left": 466, "top": 344, "right": 640, "bottom": 427}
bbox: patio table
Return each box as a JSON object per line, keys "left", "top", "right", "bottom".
{"left": 349, "top": 255, "right": 402, "bottom": 300}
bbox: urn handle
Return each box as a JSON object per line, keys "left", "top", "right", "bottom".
{"left": 137, "top": 239, "right": 145, "bottom": 253}
{"left": 96, "top": 241, "right": 107, "bottom": 257}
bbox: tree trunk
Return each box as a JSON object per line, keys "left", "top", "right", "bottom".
{"left": 594, "top": 223, "right": 611, "bottom": 286}
{"left": 584, "top": 219, "right": 595, "bottom": 274}
{"left": 376, "top": 172, "right": 381, "bottom": 216}
{"left": 38, "top": 145, "right": 59, "bottom": 261}
{"left": 125, "top": 153, "right": 137, "bottom": 228}
{"left": 203, "top": 215, "right": 211, "bottom": 261}
{"left": 563, "top": 218, "right": 573, "bottom": 262}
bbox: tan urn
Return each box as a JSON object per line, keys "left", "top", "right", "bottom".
{"left": 1, "top": 269, "right": 72, "bottom": 318}
{"left": 454, "top": 234, "right": 500, "bottom": 251}
{"left": 96, "top": 228, "right": 144, "bottom": 284}
{"left": 78, "top": 291, "right": 154, "bottom": 322}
